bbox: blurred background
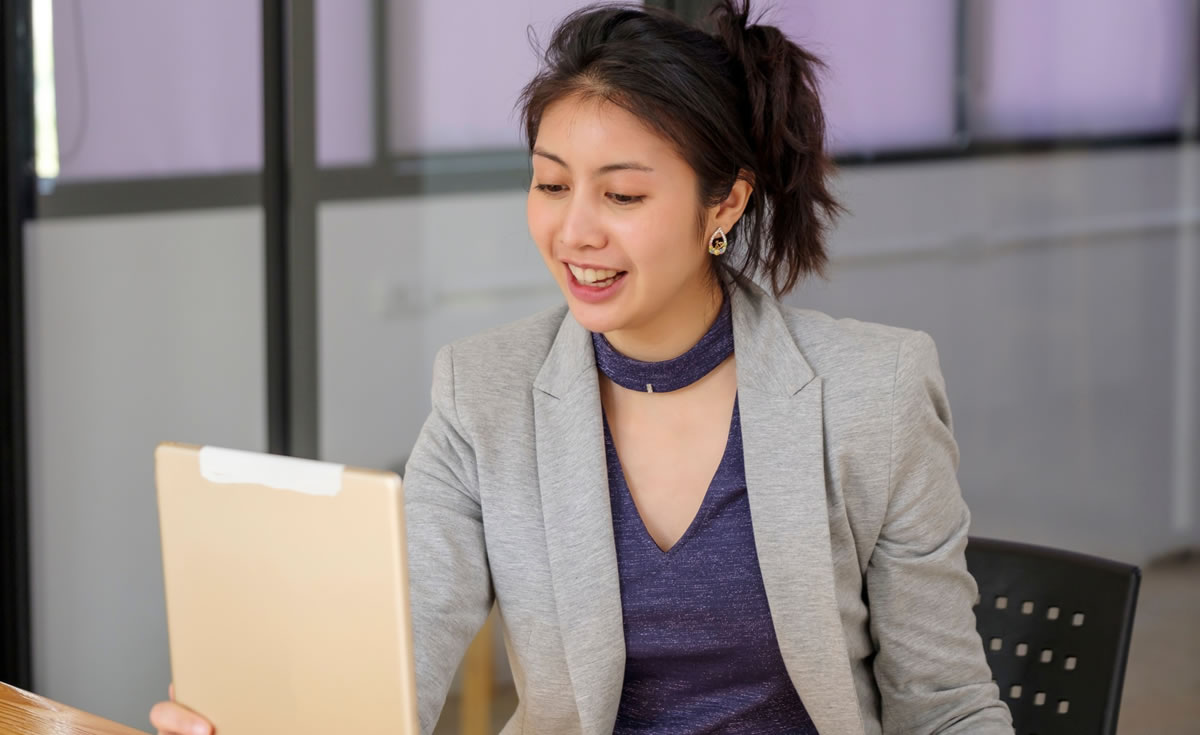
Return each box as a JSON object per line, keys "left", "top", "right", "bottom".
{"left": 0, "top": 0, "right": 1197, "bottom": 733}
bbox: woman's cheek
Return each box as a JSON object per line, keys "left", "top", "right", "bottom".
{"left": 625, "top": 215, "right": 674, "bottom": 269}
{"left": 527, "top": 202, "right": 556, "bottom": 258}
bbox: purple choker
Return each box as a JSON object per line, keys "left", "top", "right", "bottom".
{"left": 591, "top": 295, "right": 734, "bottom": 393}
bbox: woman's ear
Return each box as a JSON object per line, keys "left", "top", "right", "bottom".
{"left": 708, "top": 171, "right": 754, "bottom": 235}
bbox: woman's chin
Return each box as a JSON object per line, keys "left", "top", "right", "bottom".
{"left": 567, "top": 303, "right": 623, "bottom": 335}
{"left": 558, "top": 275, "right": 634, "bottom": 334}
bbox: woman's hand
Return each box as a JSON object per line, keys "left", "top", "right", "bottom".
{"left": 149, "top": 683, "right": 213, "bottom": 735}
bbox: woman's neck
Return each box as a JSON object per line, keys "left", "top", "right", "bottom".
{"left": 603, "top": 277, "right": 725, "bottom": 362}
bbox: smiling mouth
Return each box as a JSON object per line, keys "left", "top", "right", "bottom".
{"left": 566, "top": 263, "right": 627, "bottom": 288}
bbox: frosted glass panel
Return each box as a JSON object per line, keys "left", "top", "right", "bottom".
{"left": 316, "top": 0, "right": 374, "bottom": 167}
{"left": 50, "top": 0, "right": 261, "bottom": 180}
{"left": 387, "top": 0, "right": 635, "bottom": 155}
{"left": 765, "top": 1, "right": 957, "bottom": 154}
{"left": 25, "top": 210, "right": 267, "bottom": 728}
{"left": 970, "top": 0, "right": 1191, "bottom": 140}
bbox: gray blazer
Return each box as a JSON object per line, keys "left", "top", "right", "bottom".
{"left": 403, "top": 275, "right": 1014, "bottom": 734}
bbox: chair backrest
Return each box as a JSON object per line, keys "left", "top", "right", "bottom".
{"left": 965, "top": 537, "right": 1141, "bottom": 735}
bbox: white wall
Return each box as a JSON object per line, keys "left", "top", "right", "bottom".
{"left": 803, "top": 145, "right": 1200, "bottom": 564}
{"left": 24, "top": 145, "right": 1199, "bottom": 728}
{"left": 318, "top": 145, "right": 1200, "bottom": 565}
{"left": 24, "top": 208, "right": 266, "bottom": 728}
{"left": 316, "top": 190, "right": 560, "bottom": 472}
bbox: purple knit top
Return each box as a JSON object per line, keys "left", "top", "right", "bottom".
{"left": 592, "top": 295, "right": 819, "bottom": 734}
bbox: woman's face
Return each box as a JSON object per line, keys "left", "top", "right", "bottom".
{"left": 527, "top": 94, "right": 713, "bottom": 336}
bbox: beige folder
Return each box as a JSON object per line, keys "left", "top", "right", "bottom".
{"left": 155, "top": 441, "right": 419, "bottom": 735}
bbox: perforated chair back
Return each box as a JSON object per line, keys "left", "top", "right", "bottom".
{"left": 965, "top": 537, "right": 1140, "bottom": 735}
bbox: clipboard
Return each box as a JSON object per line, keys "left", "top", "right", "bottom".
{"left": 154, "top": 441, "right": 419, "bottom": 735}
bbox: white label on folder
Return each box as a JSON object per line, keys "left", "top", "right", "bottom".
{"left": 198, "top": 446, "right": 344, "bottom": 496}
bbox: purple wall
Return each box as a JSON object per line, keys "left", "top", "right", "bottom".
{"left": 45, "top": 0, "right": 1194, "bottom": 180}
{"left": 766, "top": 1, "right": 958, "bottom": 154}
{"left": 51, "top": 0, "right": 261, "bottom": 180}
{"left": 970, "top": 0, "right": 1190, "bottom": 140}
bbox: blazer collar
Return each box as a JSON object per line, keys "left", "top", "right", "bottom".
{"left": 531, "top": 303, "right": 593, "bottom": 400}
{"left": 725, "top": 274, "right": 815, "bottom": 396}
{"left": 533, "top": 273, "right": 815, "bottom": 400}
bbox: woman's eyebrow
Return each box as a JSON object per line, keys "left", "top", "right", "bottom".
{"left": 532, "top": 148, "right": 654, "bottom": 175}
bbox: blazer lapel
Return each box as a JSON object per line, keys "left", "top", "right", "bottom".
{"left": 732, "top": 281, "right": 867, "bottom": 734}
{"left": 532, "top": 309, "right": 625, "bottom": 735}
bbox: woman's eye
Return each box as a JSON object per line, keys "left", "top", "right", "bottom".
{"left": 533, "top": 184, "right": 640, "bottom": 205}
{"left": 608, "top": 193, "right": 644, "bottom": 205}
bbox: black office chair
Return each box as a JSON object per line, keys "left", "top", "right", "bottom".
{"left": 965, "top": 537, "right": 1141, "bottom": 735}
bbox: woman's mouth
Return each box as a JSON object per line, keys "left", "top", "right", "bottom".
{"left": 564, "top": 262, "right": 628, "bottom": 302}
{"left": 567, "top": 263, "right": 626, "bottom": 288}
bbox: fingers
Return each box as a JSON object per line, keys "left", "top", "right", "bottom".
{"left": 150, "top": 700, "right": 212, "bottom": 735}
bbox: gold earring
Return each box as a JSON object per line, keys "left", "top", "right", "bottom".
{"left": 708, "top": 227, "right": 728, "bottom": 256}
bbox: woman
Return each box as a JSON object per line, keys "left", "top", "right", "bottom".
{"left": 153, "top": 2, "right": 1013, "bottom": 733}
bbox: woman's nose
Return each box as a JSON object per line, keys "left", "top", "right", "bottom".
{"left": 559, "top": 195, "right": 604, "bottom": 250}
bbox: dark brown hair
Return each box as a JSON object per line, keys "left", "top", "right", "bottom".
{"left": 517, "top": 1, "right": 842, "bottom": 296}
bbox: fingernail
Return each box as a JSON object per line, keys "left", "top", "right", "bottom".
{"left": 193, "top": 723, "right": 209, "bottom": 735}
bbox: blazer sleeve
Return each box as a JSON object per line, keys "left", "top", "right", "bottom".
{"left": 403, "top": 344, "right": 493, "bottom": 734}
{"left": 866, "top": 331, "right": 1014, "bottom": 734}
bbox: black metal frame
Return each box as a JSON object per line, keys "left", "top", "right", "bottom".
{"left": 263, "top": 0, "right": 319, "bottom": 459}
{"left": 263, "top": 0, "right": 288, "bottom": 457}
{"left": 0, "top": 0, "right": 35, "bottom": 690}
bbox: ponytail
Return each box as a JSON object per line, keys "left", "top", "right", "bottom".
{"left": 708, "top": 0, "right": 842, "bottom": 295}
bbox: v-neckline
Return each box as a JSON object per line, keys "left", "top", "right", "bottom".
{"left": 604, "top": 396, "right": 740, "bottom": 555}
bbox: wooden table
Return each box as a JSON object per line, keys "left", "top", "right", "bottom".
{"left": 0, "top": 682, "right": 146, "bottom": 734}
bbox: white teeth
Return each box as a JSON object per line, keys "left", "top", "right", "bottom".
{"left": 568, "top": 263, "right": 621, "bottom": 284}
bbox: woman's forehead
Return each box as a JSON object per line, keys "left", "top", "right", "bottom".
{"left": 536, "top": 96, "right": 679, "bottom": 169}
